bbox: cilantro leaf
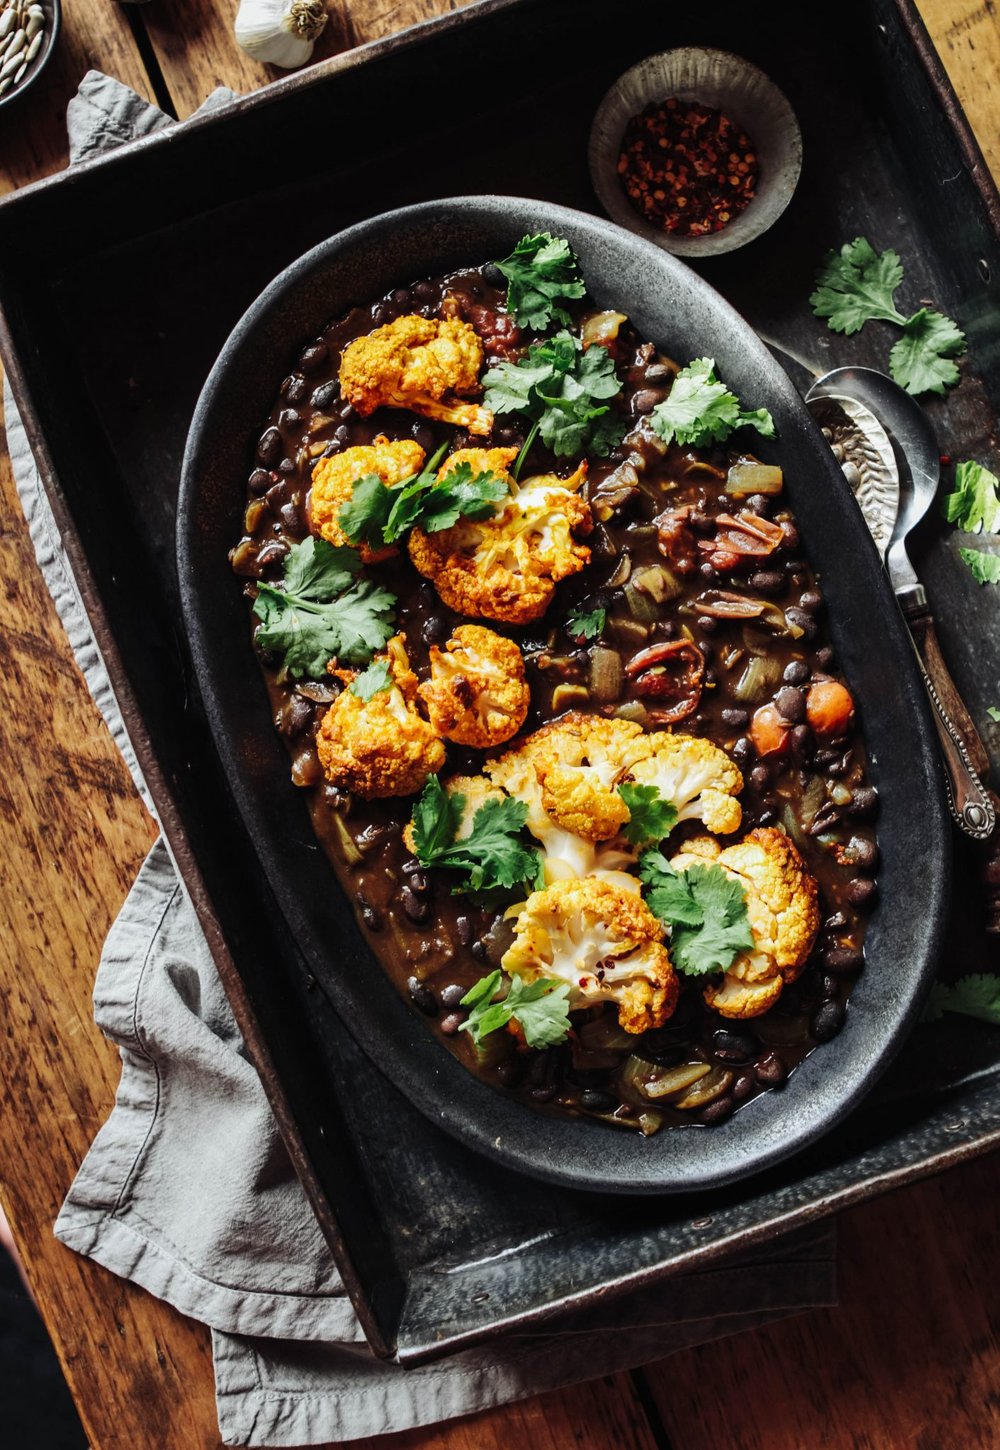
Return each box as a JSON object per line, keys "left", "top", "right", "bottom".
{"left": 408, "top": 461, "right": 509, "bottom": 535}
{"left": 889, "top": 308, "right": 966, "bottom": 397}
{"left": 618, "top": 784, "right": 678, "bottom": 847}
{"left": 459, "top": 971, "right": 573, "bottom": 1049}
{"left": 350, "top": 659, "right": 393, "bottom": 700}
{"left": 252, "top": 537, "right": 396, "bottom": 677}
{"left": 409, "top": 777, "right": 541, "bottom": 893}
{"left": 942, "top": 461, "right": 1000, "bottom": 534}
{"left": 566, "top": 606, "right": 606, "bottom": 640}
{"left": 483, "top": 330, "right": 626, "bottom": 458}
{"left": 339, "top": 445, "right": 509, "bottom": 548}
{"left": 921, "top": 973, "right": 1000, "bottom": 1026}
{"left": 649, "top": 358, "right": 776, "bottom": 449}
{"left": 496, "top": 232, "right": 586, "bottom": 331}
{"left": 960, "top": 547, "right": 1000, "bottom": 585}
{"left": 809, "top": 237, "right": 906, "bottom": 333}
{"left": 336, "top": 474, "right": 393, "bottom": 549}
{"left": 639, "top": 850, "right": 754, "bottom": 977}
{"left": 988, "top": 707, "right": 1000, "bottom": 723}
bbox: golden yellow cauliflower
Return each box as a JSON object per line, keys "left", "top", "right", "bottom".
{"left": 670, "top": 828, "right": 820, "bottom": 1019}
{"left": 409, "top": 458, "right": 592, "bottom": 625}
{"left": 316, "top": 636, "right": 444, "bottom": 799}
{"left": 532, "top": 714, "right": 646, "bottom": 842}
{"left": 417, "top": 624, "right": 529, "bottom": 749}
{"left": 629, "top": 733, "right": 743, "bottom": 836}
{"left": 308, "top": 436, "right": 425, "bottom": 564}
{"left": 502, "top": 878, "right": 678, "bottom": 1034}
{"left": 338, "top": 315, "right": 492, "bottom": 434}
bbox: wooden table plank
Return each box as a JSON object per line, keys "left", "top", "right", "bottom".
{"left": 0, "top": 2, "right": 997, "bottom": 1448}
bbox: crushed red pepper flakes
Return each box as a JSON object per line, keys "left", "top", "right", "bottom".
{"left": 617, "top": 97, "right": 759, "bottom": 238}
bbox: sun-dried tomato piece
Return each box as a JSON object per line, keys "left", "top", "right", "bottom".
{"left": 625, "top": 639, "right": 705, "bottom": 722}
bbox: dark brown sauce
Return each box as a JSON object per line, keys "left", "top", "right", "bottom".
{"left": 231, "top": 264, "right": 877, "bottom": 1135}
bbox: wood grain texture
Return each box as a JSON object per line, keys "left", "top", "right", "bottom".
{"left": 0, "top": 2, "right": 998, "bottom": 1449}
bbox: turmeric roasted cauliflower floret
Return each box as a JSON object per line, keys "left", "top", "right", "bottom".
{"left": 338, "top": 315, "right": 492, "bottom": 434}
{"left": 502, "top": 878, "right": 679, "bottom": 1034}
{"left": 629, "top": 733, "right": 743, "bottom": 836}
{"left": 532, "top": 714, "right": 646, "bottom": 842}
{"left": 670, "top": 828, "right": 820, "bottom": 1019}
{"left": 316, "top": 636, "right": 445, "bottom": 799}
{"left": 417, "top": 624, "right": 529, "bottom": 749}
{"left": 308, "top": 436, "right": 425, "bottom": 564}
{"left": 408, "top": 459, "right": 593, "bottom": 624}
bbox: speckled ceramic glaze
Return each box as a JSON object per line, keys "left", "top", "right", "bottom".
{"left": 178, "top": 196, "right": 949, "bottom": 1194}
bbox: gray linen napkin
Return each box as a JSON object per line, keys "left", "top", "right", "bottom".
{"left": 7, "top": 70, "right": 839, "bottom": 1446}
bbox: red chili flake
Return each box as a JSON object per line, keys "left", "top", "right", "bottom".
{"left": 617, "top": 97, "right": 759, "bottom": 237}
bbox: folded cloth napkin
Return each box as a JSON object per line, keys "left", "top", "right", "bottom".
{"left": 6, "top": 70, "right": 838, "bottom": 1447}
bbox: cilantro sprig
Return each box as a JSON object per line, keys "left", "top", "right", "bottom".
{"left": 923, "top": 973, "right": 1000, "bottom": 1026}
{"left": 649, "top": 358, "right": 775, "bottom": 449}
{"left": 252, "top": 537, "right": 396, "bottom": 678}
{"left": 350, "top": 659, "right": 393, "bottom": 700}
{"left": 959, "top": 547, "right": 1000, "bottom": 585}
{"left": 810, "top": 237, "right": 966, "bottom": 396}
{"left": 496, "top": 233, "right": 586, "bottom": 331}
{"left": 410, "top": 776, "right": 542, "bottom": 894}
{"left": 639, "top": 850, "right": 753, "bottom": 977}
{"left": 566, "top": 606, "right": 606, "bottom": 641}
{"left": 459, "top": 969, "right": 573, "bottom": 1049}
{"left": 942, "top": 461, "right": 1000, "bottom": 535}
{"left": 483, "top": 330, "right": 626, "bottom": 459}
{"left": 338, "top": 444, "right": 509, "bottom": 549}
{"left": 618, "top": 785, "right": 678, "bottom": 848}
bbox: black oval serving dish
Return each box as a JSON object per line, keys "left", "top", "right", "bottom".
{"left": 178, "top": 196, "right": 950, "bottom": 1194}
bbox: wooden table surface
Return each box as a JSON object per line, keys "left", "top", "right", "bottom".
{"left": 1, "top": 1, "right": 999, "bottom": 1446}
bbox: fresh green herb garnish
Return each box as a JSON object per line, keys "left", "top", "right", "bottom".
{"left": 350, "top": 659, "right": 393, "bottom": 701}
{"left": 618, "top": 784, "right": 678, "bottom": 848}
{"left": 496, "top": 232, "right": 586, "bottom": 331}
{"left": 810, "top": 237, "right": 966, "bottom": 396}
{"left": 566, "top": 606, "right": 606, "bottom": 640}
{"left": 960, "top": 547, "right": 1000, "bottom": 585}
{"left": 922, "top": 973, "right": 1000, "bottom": 1026}
{"left": 941, "top": 460, "right": 1000, "bottom": 535}
{"left": 483, "top": 330, "right": 626, "bottom": 458}
{"left": 648, "top": 358, "right": 775, "bottom": 449}
{"left": 639, "top": 849, "right": 754, "bottom": 977}
{"left": 988, "top": 707, "right": 1000, "bottom": 723}
{"left": 459, "top": 969, "right": 573, "bottom": 1049}
{"left": 338, "top": 444, "right": 508, "bottom": 548}
{"left": 410, "top": 776, "right": 542, "bottom": 893}
{"left": 252, "top": 537, "right": 396, "bottom": 678}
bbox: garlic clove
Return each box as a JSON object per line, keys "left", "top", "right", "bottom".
{"left": 234, "top": 0, "right": 327, "bottom": 70}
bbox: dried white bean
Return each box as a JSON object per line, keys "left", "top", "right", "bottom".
{"left": 24, "top": 28, "right": 40, "bottom": 59}
{"left": 0, "top": 48, "right": 21, "bottom": 78}
{"left": 0, "top": 77, "right": 10, "bottom": 95}
{"left": 13, "top": 58, "right": 24, "bottom": 82}
{"left": 0, "top": 10, "right": 14, "bottom": 39}
{"left": 6, "top": 28, "right": 25, "bottom": 58}
{"left": 24, "top": 11, "right": 41, "bottom": 38}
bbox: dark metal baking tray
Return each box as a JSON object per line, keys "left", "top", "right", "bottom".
{"left": 1, "top": 0, "right": 998, "bottom": 1363}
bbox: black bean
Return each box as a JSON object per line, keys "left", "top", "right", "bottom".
{"left": 824, "top": 944, "right": 863, "bottom": 974}
{"left": 821, "top": 973, "right": 839, "bottom": 999}
{"left": 360, "top": 904, "right": 383, "bottom": 932}
{"left": 721, "top": 707, "right": 749, "bottom": 728}
{"left": 807, "top": 807, "right": 839, "bottom": 835}
{"left": 277, "top": 694, "right": 312, "bottom": 738}
{"left": 407, "top": 870, "right": 431, "bottom": 896}
{"left": 791, "top": 724, "right": 814, "bottom": 760}
{"left": 812, "top": 999, "right": 846, "bottom": 1042}
{"left": 279, "top": 408, "right": 301, "bottom": 430}
{"left": 256, "top": 427, "right": 283, "bottom": 466}
{"left": 278, "top": 502, "right": 302, "bottom": 532}
{"left": 713, "top": 1028, "right": 758, "bottom": 1064}
{"left": 699, "top": 561, "right": 718, "bottom": 581}
{"left": 798, "top": 590, "right": 823, "bottom": 613}
{"left": 440, "top": 984, "right": 467, "bottom": 1009}
{"left": 845, "top": 876, "right": 877, "bottom": 909}
{"left": 732, "top": 1071, "right": 756, "bottom": 1102}
{"left": 697, "top": 615, "right": 718, "bottom": 634}
{"left": 471, "top": 941, "right": 487, "bottom": 962}
{"left": 749, "top": 763, "right": 770, "bottom": 791}
{"left": 758, "top": 809, "right": 777, "bottom": 825}
{"left": 285, "top": 375, "right": 311, "bottom": 404}
{"left": 482, "top": 263, "right": 504, "bottom": 288}
{"left": 785, "top": 607, "right": 817, "bottom": 639}
{"left": 689, "top": 510, "right": 714, "bottom": 533}
{"left": 311, "top": 381, "right": 338, "bottom": 409}
{"left": 845, "top": 786, "right": 878, "bottom": 820}
{"left": 412, "top": 423, "right": 436, "bottom": 452}
{"left": 580, "top": 1089, "right": 617, "bottom": 1112}
{"left": 631, "top": 388, "right": 663, "bottom": 415}
{"left": 779, "top": 521, "right": 800, "bottom": 550}
{"left": 391, "top": 288, "right": 411, "bottom": 307}
{"left": 783, "top": 660, "right": 810, "bottom": 685}
{"left": 497, "top": 1058, "right": 523, "bottom": 1087}
{"left": 256, "top": 541, "right": 289, "bottom": 570}
{"left": 815, "top": 646, "right": 834, "bottom": 668}
{"left": 748, "top": 570, "right": 785, "bottom": 595}
{"left": 754, "top": 1052, "right": 787, "bottom": 1087}
{"left": 455, "top": 917, "right": 474, "bottom": 948}
{"left": 529, "top": 1052, "right": 554, "bottom": 1086}
{"left": 824, "top": 911, "right": 848, "bottom": 931}
{"left": 774, "top": 686, "right": 806, "bottom": 723}
{"left": 401, "top": 885, "right": 431, "bottom": 924}
{"left": 421, "top": 614, "right": 451, "bottom": 647}
{"left": 407, "top": 975, "right": 438, "bottom": 1016}
{"left": 732, "top": 736, "right": 753, "bottom": 764}
{"left": 440, "top": 1012, "right": 463, "bottom": 1036}
{"left": 249, "top": 467, "right": 271, "bottom": 495}
{"left": 530, "top": 1084, "right": 557, "bottom": 1103}
{"left": 278, "top": 458, "right": 295, "bottom": 475}
{"left": 847, "top": 837, "right": 878, "bottom": 871}
{"left": 299, "top": 342, "right": 329, "bottom": 375}
{"left": 700, "top": 1096, "right": 734, "bottom": 1126}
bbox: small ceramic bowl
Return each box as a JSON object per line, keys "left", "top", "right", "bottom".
{"left": 0, "top": 0, "right": 61, "bottom": 114}
{"left": 589, "top": 47, "right": 802, "bottom": 258}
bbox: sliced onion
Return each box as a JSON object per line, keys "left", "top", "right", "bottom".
{"left": 642, "top": 1062, "right": 712, "bottom": 1099}
{"left": 726, "top": 462, "right": 784, "bottom": 496}
{"left": 732, "top": 655, "right": 783, "bottom": 704}
{"left": 673, "top": 1067, "right": 734, "bottom": 1110}
{"left": 582, "top": 310, "right": 628, "bottom": 348}
{"left": 589, "top": 646, "right": 624, "bottom": 703}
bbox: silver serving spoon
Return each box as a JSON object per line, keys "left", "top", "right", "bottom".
{"left": 808, "top": 366, "right": 995, "bottom": 839}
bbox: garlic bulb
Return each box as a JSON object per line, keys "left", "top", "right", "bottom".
{"left": 235, "top": 0, "right": 327, "bottom": 69}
